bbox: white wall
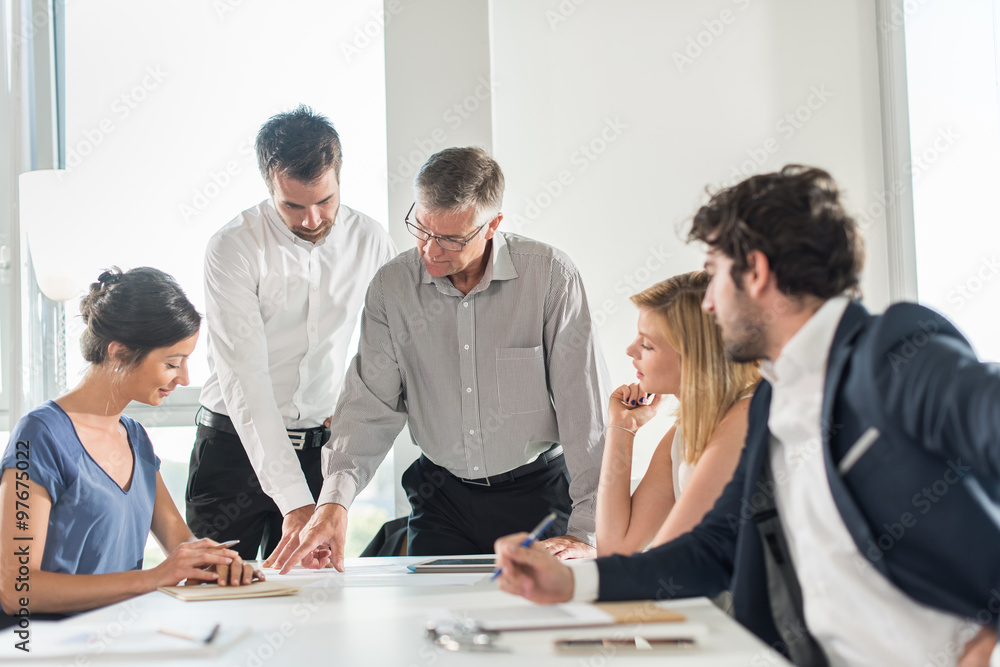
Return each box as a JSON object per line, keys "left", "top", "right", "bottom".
{"left": 489, "top": 0, "right": 889, "bottom": 472}
{"left": 382, "top": 0, "right": 890, "bottom": 497}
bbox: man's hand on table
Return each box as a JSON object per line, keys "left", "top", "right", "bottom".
{"left": 262, "top": 504, "right": 315, "bottom": 569}
{"left": 538, "top": 534, "right": 596, "bottom": 560}
{"left": 267, "top": 503, "right": 350, "bottom": 574}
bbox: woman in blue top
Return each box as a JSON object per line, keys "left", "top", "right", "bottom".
{"left": 0, "top": 268, "right": 262, "bottom": 619}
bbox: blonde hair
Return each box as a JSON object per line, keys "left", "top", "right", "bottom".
{"left": 631, "top": 271, "right": 760, "bottom": 465}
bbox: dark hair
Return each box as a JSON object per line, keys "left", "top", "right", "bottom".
{"left": 255, "top": 104, "right": 343, "bottom": 191}
{"left": 79, "top": 267, "right": 201, "bottom": 368}
{"left": 688, "top": 165, "right": 864, "bottom": 299}
{"left": 415, "top": 147, "right": 504, "bottom": 216}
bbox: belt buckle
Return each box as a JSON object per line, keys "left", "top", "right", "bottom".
{"left": 288, "top": 431, "right": 306, "bottom": 450}
{"left": 461, "top": 476, "right": 491, "bottom": 487}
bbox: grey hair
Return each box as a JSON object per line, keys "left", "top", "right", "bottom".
{"left": 414, "top": 146, "right": 504, "bottom": 219}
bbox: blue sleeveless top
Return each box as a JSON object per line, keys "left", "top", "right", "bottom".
{"left": 1, "top": 400, "right": 159, "bottom": 575}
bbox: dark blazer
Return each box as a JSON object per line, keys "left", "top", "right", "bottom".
{"left": 596, "top": 300, "right": 1000, "bottom": 651}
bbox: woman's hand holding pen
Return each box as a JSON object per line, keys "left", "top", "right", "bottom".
{"left": 144, "top": 538, "right": 263, "bottom": 589}
{"left": 607, "top": 384, "right": 661, "bottom": 433}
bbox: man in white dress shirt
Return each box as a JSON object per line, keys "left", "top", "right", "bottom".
{"left": 492, "top": 165, "right": 1000, "bottom": 666}
{"left": 186, "top": 106, "right": 396, "bottom": 562}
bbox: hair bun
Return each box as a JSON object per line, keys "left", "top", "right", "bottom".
{"left": 98, "top": 270, "right": 123, "bottom": 286}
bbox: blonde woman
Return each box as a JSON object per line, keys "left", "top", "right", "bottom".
{"left": 595, "top": 271, "right": 760, "bottom": 557}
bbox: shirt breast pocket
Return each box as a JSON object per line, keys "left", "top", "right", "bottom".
{"left": 496, "top": 346, "right": 550, "bottom": 414}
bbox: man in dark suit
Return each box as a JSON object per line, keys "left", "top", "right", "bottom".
{"left": 494, "top": 165, "right": 1000, "bottom": 666}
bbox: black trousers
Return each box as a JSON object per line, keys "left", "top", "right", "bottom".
{"left": 185, "top": 425, "right": 323, "bottom": 561}
{"left": 402, "top": 454, "right": 572, "bottom": 556}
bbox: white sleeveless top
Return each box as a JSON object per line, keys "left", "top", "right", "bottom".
{"left": 669, "top": 426, "right": 693, "bottom": 500}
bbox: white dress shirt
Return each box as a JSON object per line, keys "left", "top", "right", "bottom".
{"left": 574, "top": 297, "right": 979, "bottom": 666}
{"left": 200, "top": 199, "right": 397, "bottom": 515}
{"left": 765, "top": 296, "right": 977, "bottom": 667}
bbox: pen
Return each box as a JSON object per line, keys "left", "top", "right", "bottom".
{"left": 157, "top": 622, "right": 221, "bottom": 644}
{"left": 216, "top": 539, "right": 240, "bottom": 549}
{"left": 491, "top": 511, "right": 558, "bottom": 581}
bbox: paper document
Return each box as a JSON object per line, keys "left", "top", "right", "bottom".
{"left": 0, "top": 622, "right": 251, "bottom": 660}
{"left": 269, "top": 562, "right": 486, "bottom": 587}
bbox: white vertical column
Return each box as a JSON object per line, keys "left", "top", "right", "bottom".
{"left": 383, "top": 0, "right": 495, "bottom": 516}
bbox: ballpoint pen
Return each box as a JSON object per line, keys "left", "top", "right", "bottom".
{"left": 157, "top": 622, "right": 221, "bottom": 644}
{"left": 490, "top": 511, "right": 558, "bottom": 581}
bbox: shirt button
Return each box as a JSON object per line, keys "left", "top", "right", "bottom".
{"left": 466, "top": 388, "right": 472, "bottom": 393}
{"left": 464, "top": 345, "right": 470, "bottom": 350}
{"left": 463, "top": 302, "right": 469, "bottom": 308}
{"left": 473, "top": 466, "right": 480, "bottom": 471}
{"left": 469, "top": 429, "right": 475, "bottom": 435}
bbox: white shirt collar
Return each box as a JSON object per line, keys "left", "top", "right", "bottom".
{"left": 262, "top": 199, "right": 346, "bottom": 249}
{"left": 759, "top": 295, "right": 851, "bottom": 387}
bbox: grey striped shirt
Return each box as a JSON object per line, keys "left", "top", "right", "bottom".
{"left": 318, "top": 232, "right": 610, "bottom": 541}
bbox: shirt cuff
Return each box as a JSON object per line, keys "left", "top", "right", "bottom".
{"left": 566, "top": 516, "right": 596, "bottom": 546}
{"left": 317, "top": 473, "right": 360, "bottom": 511}
{"left": 567, "top": 560, "right": 599, "bottom": 603}
{"left": 272, "top": 485, "right": 316, "bottom": 517}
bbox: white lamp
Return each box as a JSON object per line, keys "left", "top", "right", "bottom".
{"left": 18, "top": 169, "right": 107, "bottom": 302}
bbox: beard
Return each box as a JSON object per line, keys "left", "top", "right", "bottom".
{"left": 720, "top": 291, "right": 769, "bottom": 363}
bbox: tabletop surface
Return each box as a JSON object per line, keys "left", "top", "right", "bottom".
{"left": 1, "top": 556, "right": 791, "bottom": 665}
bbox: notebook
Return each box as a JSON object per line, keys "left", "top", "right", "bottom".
{"left": 447, "top": 600, "right": 686, "bottom": 632}
{"left": 407, "top": 556, "right": 496, "bottom": 573}
{"left": 158, "top": 580, "right": 301, "bottom": 601}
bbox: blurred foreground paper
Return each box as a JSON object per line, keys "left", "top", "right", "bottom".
{"left": 0, "top": 622, "right": 251, "bottom": 659}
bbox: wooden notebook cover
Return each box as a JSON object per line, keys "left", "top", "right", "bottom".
{"left": 593, "top": 600, "right": 687, "bottom": 624}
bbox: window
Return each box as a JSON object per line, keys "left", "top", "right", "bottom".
{"left": 905, "top": 1, "right": 1000, "bottom": 361}
{"left": 58, "top": 0, "right": 395, "bottom": 559}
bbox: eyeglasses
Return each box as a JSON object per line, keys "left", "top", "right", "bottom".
{"left": 404, "top": 203, "right": 491, "bottom": 252}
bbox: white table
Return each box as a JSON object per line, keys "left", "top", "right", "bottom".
{"left": 4, "top": 557, "right": 791, "bottom": 665}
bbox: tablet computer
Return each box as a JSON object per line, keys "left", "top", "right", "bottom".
{"left": 407, "top": 557, "right": 496, "bottom": 573}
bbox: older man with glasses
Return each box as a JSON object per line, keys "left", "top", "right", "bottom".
{"left": 268, "top": 146, "right": 611, "bottom": 571}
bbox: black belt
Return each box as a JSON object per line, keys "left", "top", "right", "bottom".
{"left": 457, "top": 445, "right": 564, "bottom": 486}
{"left": 196, "top": 407, "right": 330, "bottom": 450}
